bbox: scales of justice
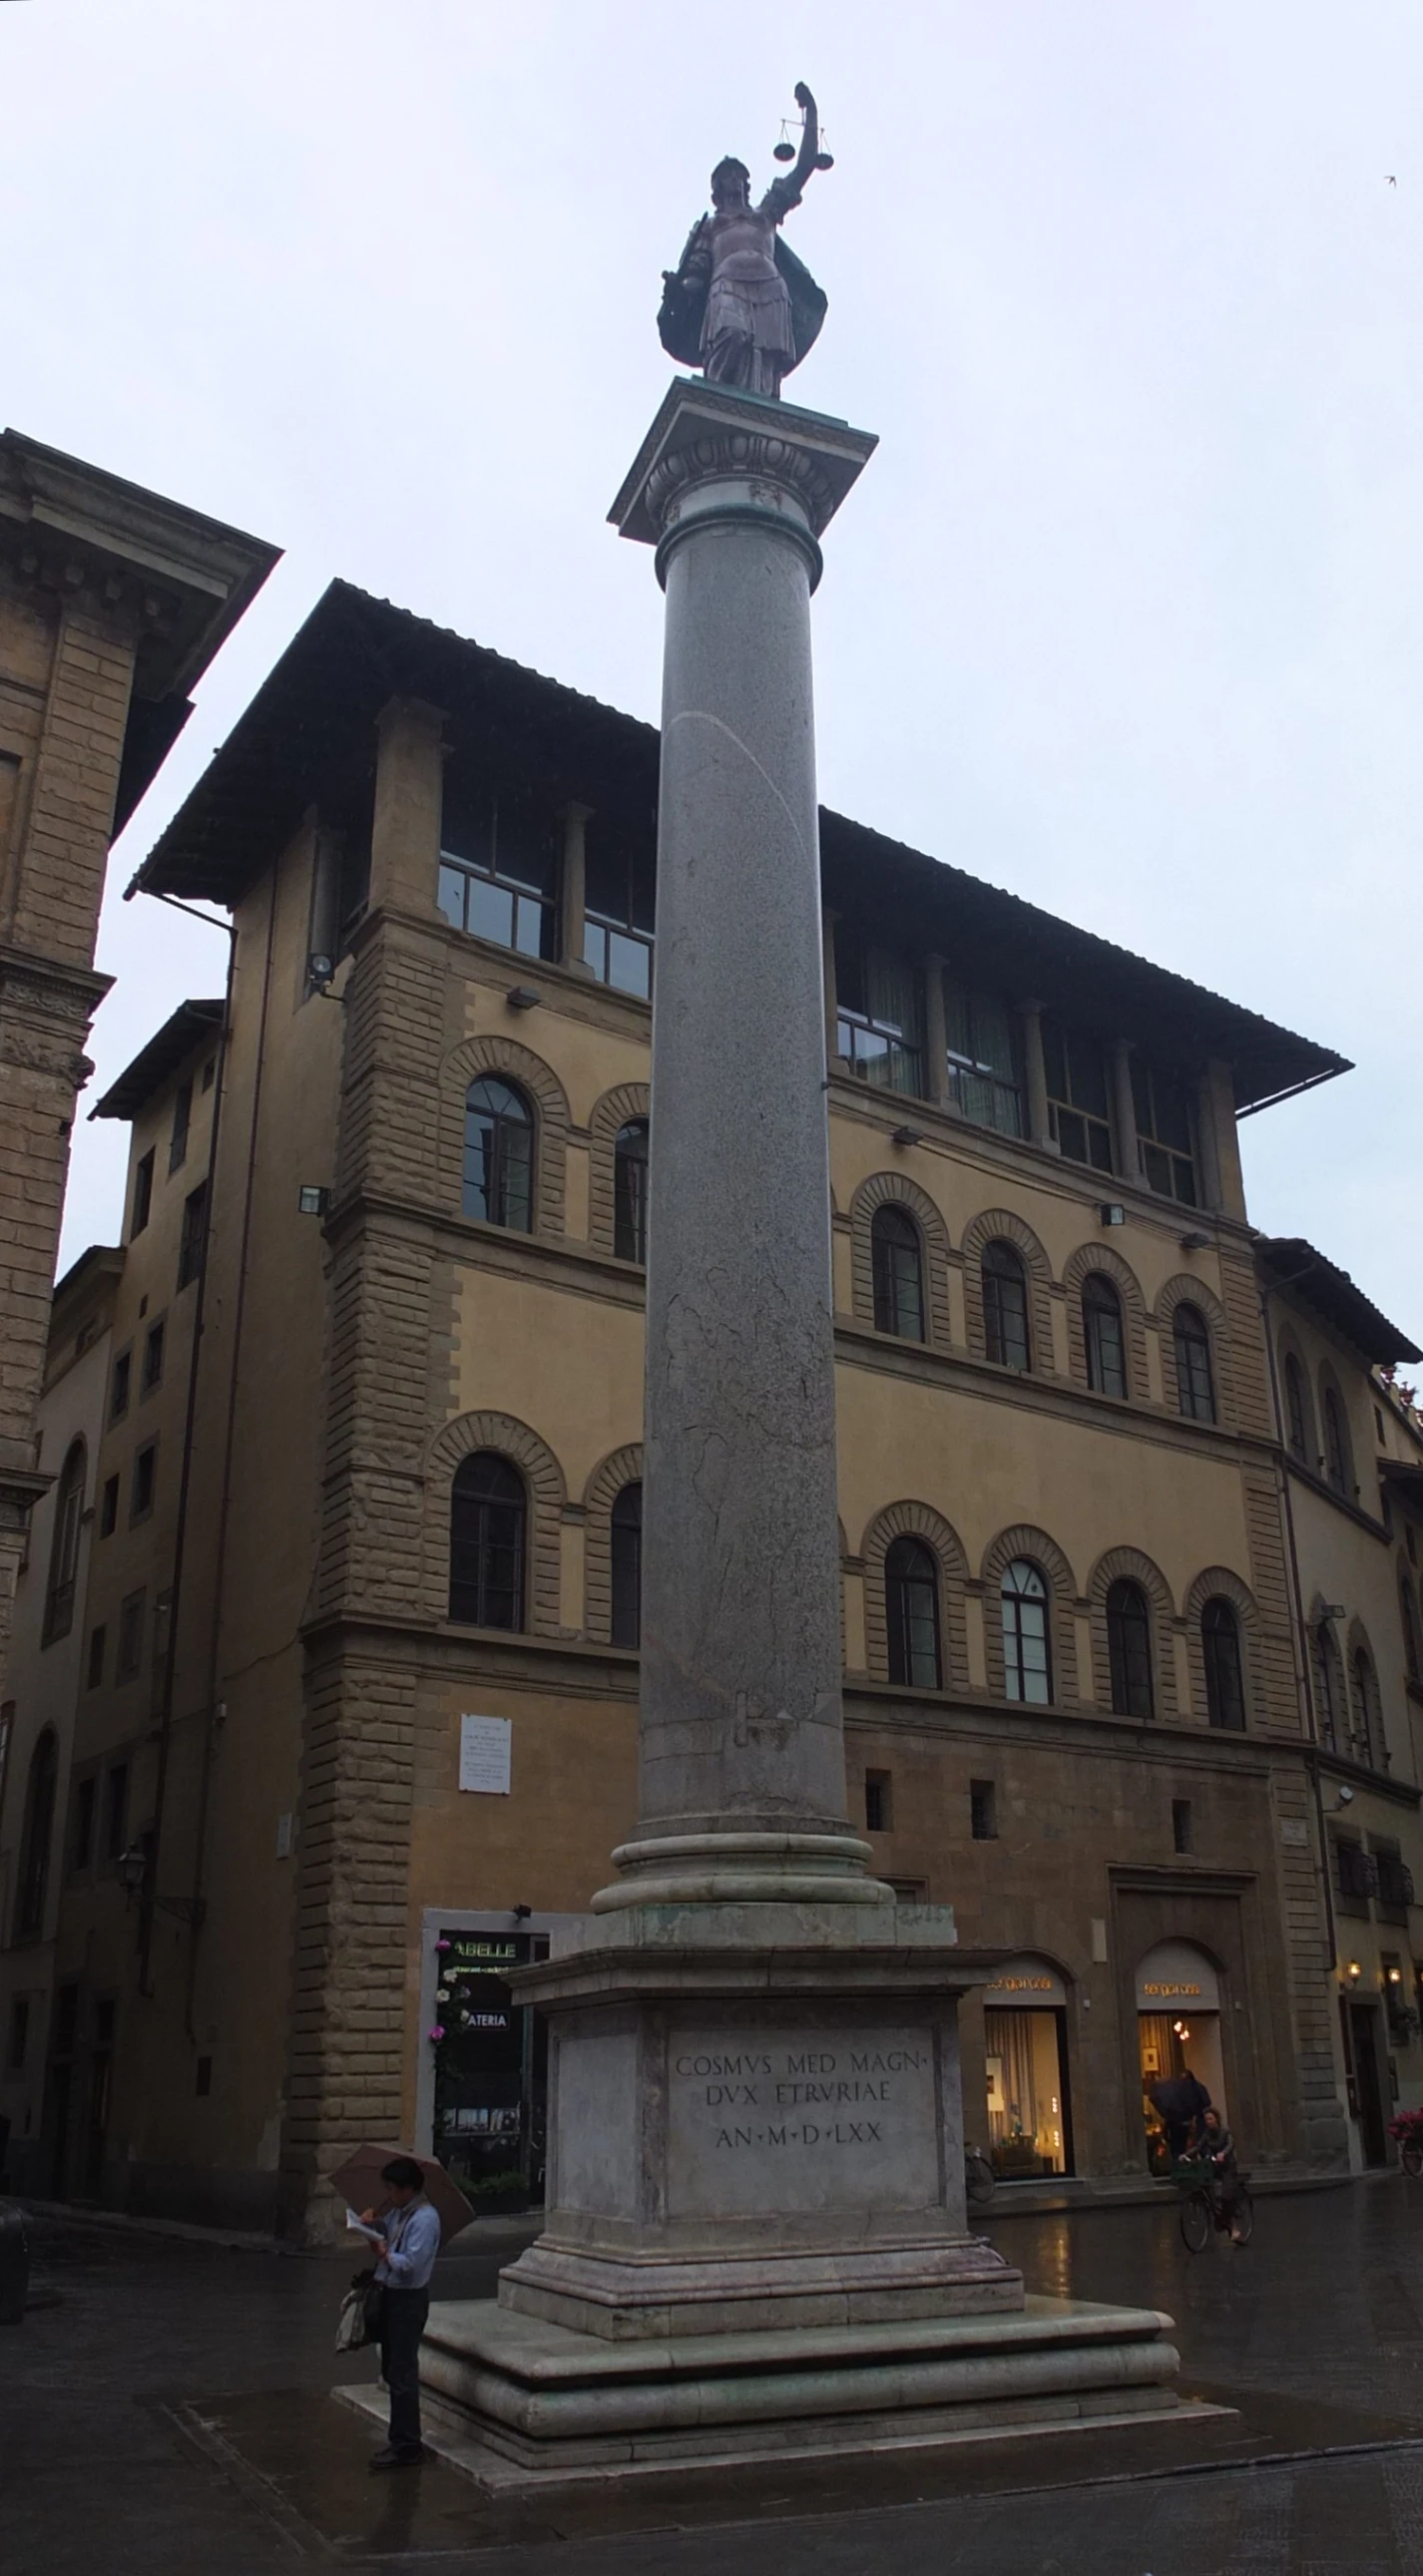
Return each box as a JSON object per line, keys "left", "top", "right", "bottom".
{"left": 341, "top": 87, "right": 1200, "bottom": 2482}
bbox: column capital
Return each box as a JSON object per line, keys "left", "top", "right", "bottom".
{"left": 609, "top": 380, "right": 877, "bottom": 575}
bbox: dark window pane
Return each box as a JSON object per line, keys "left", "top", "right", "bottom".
{"left": 177, "top": 1183, "right": 208, "bottom": 1291}
{"left": 15, "top": 1731, "right": 57, "bottom": 1939}
{"left": 436, "top": 863, "right": 466, "bottom": 930}
{"left": 944, "top": 983, "right": 1023, "bottom": 1136}
{"left": 1083, "top": 1275, "right": 1127, "bottom": 1398}
{"left": 1284, "top": 1357, "right": 1308, "bottom": 1462}
{"left": 1107, "top": 1578, "right": 1154, "bottom": 1718}
{"left": 1323, "top": 1390, "right": 1349, "bottom": 1493}
{"left": 871, "top": 1205, "right": 925, "bottom": 1339}
{"left": 886, "top": 1537, "right": 941, "bottom": 1689}
{"left": 835, "top": 927, "right": 924, "bottom": 1096}
{"left": 1202, "top": 1597, "right": 1245, "bottom": 1729}
{"left": 614, "top": 1123, "right": 649, "bottom": 1264}
{"left": 131, "top": 1149, "right": 155, "bottom": 1238}
{"left": 983, "top": 1241, "right": 1030, "bottom": 1371}
{"left": 449, "top": 1452, "right": 526, "bottom": 1629}
{"left": 43, "top": 1442, "right": 86, "bottom": 1646}
{"left": 1001, "top": 1558, "right": 1051, "bottom": 1704}
{"left": 464, "top": 1079, "right": 533, "bottom": 1230}
{"left": 1174, "top": 1305, "right": 1215, "bottom": 1423}
{"left": 464, "top": 875, "right": 515, "bottom": 947}
{"left": 611, "top": 1482, "right": 642, "bottom": 1648}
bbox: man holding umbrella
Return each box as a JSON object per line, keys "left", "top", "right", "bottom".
{"left": 359, "top": 2157, "right": 443, "bottom": 2471}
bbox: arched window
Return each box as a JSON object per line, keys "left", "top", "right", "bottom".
{"left": 449, "top": 1452, "right": 526, "bottom": 1628}
{"left": 1201, "top": 1597, "right": 1245, "bottom": 1730}
{"left": 1312, "top": 1621, "right": 1342, "bottom": 1752}
{"left": 1323, "top": 1388, "right": 1349, "bottom": 1496}
{"left": 15, "top": 1729, "right": 57, "bottom": 1941}
{"left": 463, "top": 1078, "right": 533, "bottom": 1230}
{"left": 1283, "top": 1354, "right": 1309, "bottom": 1464}
{"left": 614, "top": 1121, "right": 649, "bottom": 1264}
{"left": 1106, "top": 1578, "right": 1154, "bottom": 1718}
{"left": 871, "top": 1205, "right": 925, "bottom": 1340}
{"left": 1401, "top": 1581, "right": 1421, "bottom": 1686}
{"left": 1001, "top": 1558, "right": 1052, "bottom": 1704}
{"left": 1350, "top": 1647, "right": 1380, "bottom": 1768}
{"left": 1083, "top": 1275, "right": 1127, "bottom": 1399}
{"left": 885, "top": 1536, "right": 942, "bottom": 1689}
{"left": 1173, "top": 1304, "right": 1215, "bottom": 1424}
{"left": 611, "top": 1482, "right": 643, "bottom": 1648}
{"left": 42, "top": 1439, "right": 86, "bottom": 1647}
{"left": 982, "top": 1241, "right": 1030, "bottom": 1372}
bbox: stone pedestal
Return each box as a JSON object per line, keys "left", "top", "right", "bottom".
{"left": 349, "top": 382, "right": 1190, "bottom": 2478}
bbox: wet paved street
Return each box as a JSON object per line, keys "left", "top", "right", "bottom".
{"left": 6, "top": 2179, "right": 1423, "bottom": 2573}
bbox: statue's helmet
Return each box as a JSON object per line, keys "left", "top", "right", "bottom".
{"left": 711, "top": 156, "right": 750, "bottom": 200}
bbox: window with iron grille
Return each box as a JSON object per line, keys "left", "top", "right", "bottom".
{"left": 1333, "top": 1836, "right": 1376, "bottom": 1906}
{"left": 871, "top": 1204, "right": 925, "bottom": 1340}
{"left": 1042, "top": 1017, "right": 1113, "bottom": 1172}
{"left": 1375, "top": 1848, "right": 1414, "bottom": 1918}
{"left": 864, "top": 1770, "right": 892, "bottom": 1833}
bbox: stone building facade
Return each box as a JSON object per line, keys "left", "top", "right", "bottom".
{"left": 0, "top": 431, "right": 274, "bottom": 1696}
{"left": 6, "top": 579, "right": 1419, "bottom": 2232}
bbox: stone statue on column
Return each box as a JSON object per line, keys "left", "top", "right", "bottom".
{"left": 659, "top": 81, "right": 829, "bottom": 397}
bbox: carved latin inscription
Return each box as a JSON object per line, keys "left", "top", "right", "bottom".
{"left": 666, "top": 2024, "right": 941, "bottom": 2218}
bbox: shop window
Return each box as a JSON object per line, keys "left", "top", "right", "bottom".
{"left": 14, "top": 1730, "right": 57, "bottom": 1940}
{"left": 130, "top": 1148, "right": 155, "bottom": 1239}
{"left": 610, "top": 1482, "right": 642, "bottom": 1649}
{"left": 885, "top": 1536, "right": 942, "bottom": 1689}
{"left": 982, "top": 1240, "right": 1030, "bottom": 1372}
{"left": 42, "top": 1440, "right": 86, "bottom": 1646}
{"left": 1131, "top": 1062, "right": 1196, "bottom": 1206}
{"left": 871, "top": 1204, "right": 925, "bottom": 1340}
{"left": 584, "top": 817, "right": 656, "bottom": 997}
{"left": 430, "top": 1924, "right": 550, "bottom": 2207}
{"left": 864, "top": 1769, "right": 892, "bottom": 1833}
{"left": 1201, "top": 1597, "right": 1245, "bottom": 1730}
{"left": 438, "top": 781, "right": 559, "bottom": 961}
{"left": 1173, "top": 1304, "right": 1216, "bottom": 1424}
{"left": 1042, "top": 1016, "right": 1113, "bottom": 1172}
{"left": 835, "top": 926, "right": 923, "bottom": 1095}
{"left": 449, "top": 1453, "right": 526, "bottom": 1629}
{"left": 1001, "top": 1558, "right": 1052, "bottom": 1705}
{"left": 1083, "top": 1273, "right": 1127, "bottom": 1399}
{"left": 1137, "top": 1940, "right": 1226, "bottom": 2174}
{"left": 943, "top": 981, "right": 1022, "bottom": 1136}
{"left": 463, "top": 1078, "right": 534, "bottom": 1231}
{"left": 1106, "top": 1579, "right": 1154, "bottom": 1719}
{"left": 177, "top": 1182, "right": 208, "bottom": 1291}
{"left": 613, "top": 1121, "right": 649, "bottom": 1263}
{"left": 984, "top": 1969, "right": 1072, "bottom": 2179}
{"left": 970, "top": 1779, "right": 997, "bottom": 1841}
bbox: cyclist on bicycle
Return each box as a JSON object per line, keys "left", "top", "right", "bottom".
{"left": 1197, "top": 2105, "right": 1245, "bottom": 2244}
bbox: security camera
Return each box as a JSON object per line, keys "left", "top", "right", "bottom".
{"left": 1336, "top": 1787, "right": 1355, "bottom": 1807}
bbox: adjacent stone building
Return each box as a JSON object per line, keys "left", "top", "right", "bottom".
{"left": 0, "top": 431, "right": 275, "bottom": 1696}
{"left": 5, "top": 579, "right": 1419, "bottom": 2231}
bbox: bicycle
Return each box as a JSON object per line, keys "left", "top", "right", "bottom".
{"left": 964, "top": 2144, "right": 996, "bottom": 2207}
{"left": 1176, "top": 2160, "right": 1253, "bottom": 2252}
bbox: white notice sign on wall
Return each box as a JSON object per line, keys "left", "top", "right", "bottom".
{"left": 459, "top": 1714, "right": 512, "bottom": 1795}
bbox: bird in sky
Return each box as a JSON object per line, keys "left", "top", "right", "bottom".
{"left": 1387, "top": 175, "right": 1397, "bottom": 187}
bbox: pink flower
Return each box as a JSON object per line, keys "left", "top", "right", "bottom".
{"left": 435, "top": 1938, "right": 451, "bottom": 1953}
{"left": 428, "top": 2024, "right": 446, "bottom": 2042}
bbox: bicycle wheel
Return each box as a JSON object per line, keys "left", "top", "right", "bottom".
{"left": 1180, "top": 2191, "right": 1211, "bottom": 2253}
{"left": 1402, "top": 2141, "right": 1423, "bottom": 2180}
{"left": 965, "top": 2152, "right": 996, "bottom": 2207}
{"left": 1231, "top": 2187, "right": 1254, "bottom": 2245}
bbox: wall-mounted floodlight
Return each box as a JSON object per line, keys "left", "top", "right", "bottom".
{"left": 1099, "top": 1204, "right": 1126, "bottom": 1228}
{"left": 506, "top": 987, "right": 542, "bottom": 1012}
{"left": 891, "top": 1125, "right": 921, "bottom": 1147}
{"left": 297, "top": 1185, "right": 329, "bottom": 1218}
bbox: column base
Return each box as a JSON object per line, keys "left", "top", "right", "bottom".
{"left": 341, "top": 2296, "right": 1190, "bottom": 2484}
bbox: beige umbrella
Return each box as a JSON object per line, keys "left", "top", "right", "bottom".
{"left": 326, "top": 2143, "right": 476, "bottom": 2247}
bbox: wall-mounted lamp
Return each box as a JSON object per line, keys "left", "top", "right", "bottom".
{"left": 512, "top": 1904, "right": 533, "bottom": 1922}
{"left": 296, "top": 1185, "right": 329, "bottom": 1218}
{"left": 1099, "top": 1203, "right": 1126, "bottom": 1228}
{"left": 117, "top": 1844, "right": 206, "bottom": 1928}
{"left": 1387, "top": 1965, "right": 1404, "bottom": 1985}
{"left": 891, "top": 1125, "right": 922, "bottom": 1148}
{"left": 1334, "top": 1786, "right": 1355, "bottom": 1808}
{"left": 506, "top": 987, "right": 542, "bottom": 1012}
{"left": 1180, "top": 1231, "right": 1210, "bottom": 1252}
{"left": 305, "top": 952, "right": 343, "bottom": 1002}
{"left": 1345, "top": 1959, "right": 1363, "bottom": 1982}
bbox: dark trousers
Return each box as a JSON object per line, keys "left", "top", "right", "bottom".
{"left": 379, "top": 2286, "right": 430, "bottom": 2456}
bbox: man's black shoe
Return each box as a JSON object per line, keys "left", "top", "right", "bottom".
{"left": 368, "top": 2444, "right": 425, "bottom": 2472}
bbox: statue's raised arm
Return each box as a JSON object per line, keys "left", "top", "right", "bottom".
{"left": 657, "top": 83, "right": 830, "bottom": 400}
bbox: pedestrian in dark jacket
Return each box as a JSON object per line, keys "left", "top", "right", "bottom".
{"left": 1149, "top": 2069, "right": 1212, "bottom": 2160}
{"left": 1198, "top": 2106, "right": 1245, "bottom": 2243}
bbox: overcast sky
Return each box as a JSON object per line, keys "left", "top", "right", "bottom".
{"left": 6, "top": 0, "right": 1421, "bottom": 1347}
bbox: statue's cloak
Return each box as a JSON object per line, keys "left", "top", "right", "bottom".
{"left": 658, "top": 226, "right": 827, "bottom": 376}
